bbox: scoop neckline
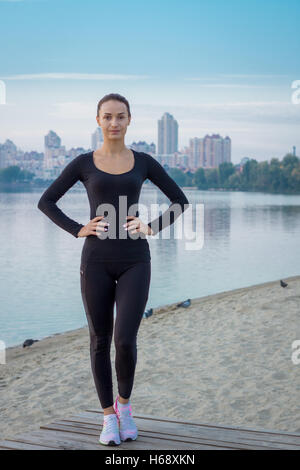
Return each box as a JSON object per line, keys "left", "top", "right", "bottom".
{"left": 91, "top": 149, "right": 136, "bottom": 176}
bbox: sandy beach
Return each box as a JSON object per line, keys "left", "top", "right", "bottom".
{"left": 1, "top": 274, "right": 300, "bottom": 441}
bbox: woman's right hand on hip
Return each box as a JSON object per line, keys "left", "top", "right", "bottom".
{"left": 77, "top": 216, "right": 109, "bottom": 237}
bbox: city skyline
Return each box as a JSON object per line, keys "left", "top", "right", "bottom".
{"left": 0, "top": 124, "right": 235, "bottom": 177}
{"left": 0, "top": 0, "right": 299, "bottom": 161}
{"left": 1, "top": 125, "right": 298, "bottom": 176}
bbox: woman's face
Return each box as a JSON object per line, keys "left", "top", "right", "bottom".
{"left": 96, "top": 100, "right": 131, "bottom": 140}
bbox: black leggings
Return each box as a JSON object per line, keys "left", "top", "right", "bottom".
{"left": 80, "top": 259, "right": 151, "bottom": 409}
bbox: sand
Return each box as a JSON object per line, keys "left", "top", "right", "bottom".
{"left": 1, "top": 275, "right": 300, "bottom": 441}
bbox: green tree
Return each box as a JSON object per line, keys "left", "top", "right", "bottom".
{"left": 218, "top": 162, "right": 235, "bottom": 186}
{"left": 282, "top": 153, "right": 299, "bottom": 170}
{"left": 167, "top": 167, "right": 186, "bottom": 186}
{"left": 184, "top": 171, "right": 194, "bottom": 186}
{"left": 0, "top": 166, "right": 35, "bottom": 182}
{"left": 290, "top": 167, "right": 300, "bottom": 192}
{"left": 206, "top": 168, "right": 219, "bottom": 188}
{"left": 0, "top": 166, "right": 21, "bottom": 182}
{"left": 241, "top": 159, "right": 258, "bottom": 190}
{"left": 269, "top": 158, "right": 281, "bottom": 192}
{"left": 225, "top": 172, "right": 242, "bottom": 190}
{"left": 194, "top": 167, "right": 207, "bottom": 189}
{"left": 255, "top": 161, "right": 270, "bottom": 191}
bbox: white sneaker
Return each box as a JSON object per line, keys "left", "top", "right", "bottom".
{"left": 99, "top": 413, "right": 121, "bottom": 446}
{"left": 113, "top": 395, "right": 138, "bottom": 442}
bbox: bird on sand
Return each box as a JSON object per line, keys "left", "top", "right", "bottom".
{"left": 176, "top": 299, "right": 191, "bottom": 308}
{"left": 23, "top": 339, "right": 39, "bottom": 348}
{"left": 143, "top": 308, "right": 153, "bottom": 319}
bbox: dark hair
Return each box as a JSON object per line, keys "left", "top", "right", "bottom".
{"left": 97, "top": 93, "right": 131, "bottom": 118}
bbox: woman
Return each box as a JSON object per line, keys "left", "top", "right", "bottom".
{"left": 37, "top": 93, "right": 189, "bottom": 446}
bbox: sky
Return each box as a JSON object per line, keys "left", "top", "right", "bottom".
{"left": 0, "top": 0, "right": 300, "bottom": 163}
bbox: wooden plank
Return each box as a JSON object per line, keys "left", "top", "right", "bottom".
{"left": 39, "top": 422, "right": 235, "bottom": 450}
{"left": 41, "top": 420, "right": 262, "bottom": 450}
{"left": 74, "top": 410, "right": 300, "bottom": 449}
{"left": 86, "top": 409, "right": 300, "bottom": 441}
{"left": 51, "top": 418, "right": 236, "bottom": 447}
{"left": 3, "top": 429, "right": 109, "bottom": 451}
{"left": 39, "top": 424, "right": 222, "bottom": 450}
{"left": 2, "top": 408, "right": 299, "bottom": 450}
{"left": 51, "top": 418, "right": 283, "bottom": 450}
{"left": 0, "top": 440, "right": 55, "bottom": 450}
{"left": 86, "top": 408, "right": 300, "bottom": 439}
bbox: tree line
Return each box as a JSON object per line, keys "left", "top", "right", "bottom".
{"left": 167, "top": 153, "right": 300, "bottom": 194}
{"left": 0, "top": 165, "right": 35, "bottom": 183}
{"left": 1, "top": 153, "right": 300, "bottom": 194}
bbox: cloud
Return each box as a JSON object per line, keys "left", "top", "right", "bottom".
{"left": 49, "top": 101, "right": 95, "bottom": 119}
{"left": 47, "top": 100, "right": 300, "bottom": 128}
{"left": 218, "top": 74, "right": 290, "bottom": 78}
{"left": 183, "top": 73, "right": 292, "bottom": 88}
{"left": 134, "top": 101, "right": 300, "bottom": 126}
{"left": 0, "top": 73, "right": 151, "bottom": 80}
{"left": 0, "top": 0, "right": 46, "bottom": 2}
{"left": 183, "top": 83, "right": 279, "bottom": 88}
{"left": 185, "top": 74, "right": 290, "bottom": 81}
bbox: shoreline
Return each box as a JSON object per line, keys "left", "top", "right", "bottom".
{"left": 1, "top": 274, "right": 300, "bottom": 441}
{"left": 1, "top": 182, "right": 300, "bottom": 196}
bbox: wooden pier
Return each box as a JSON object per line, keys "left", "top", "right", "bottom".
{"left": 0, "top": 408, "right": 300, "bottom": 450}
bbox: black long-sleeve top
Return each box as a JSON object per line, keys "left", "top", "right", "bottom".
{"left": 37, "top": 150, "right": 189, "bottom": 262}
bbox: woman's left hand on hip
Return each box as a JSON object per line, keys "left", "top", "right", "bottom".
{"left": 123, "top": 216, "right": 153, "bottom": 236}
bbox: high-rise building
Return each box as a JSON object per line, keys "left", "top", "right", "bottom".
{"left": 68, "top": 147, "right": 88, "bottom": 158}
{"left": 223, "top": 136, "right": 231, "bottom": 164}
{"left": 189, "top": 134, "right": 231, "bottom": 169}
{"left": 0, "top": 139, "right": 18, "bottom": 168}
{"left": 44, "top": 130, "right": 66, "bottom": 173}
{"left": 130, "top": 141, "right": 156, "bottom": 154}
{"left": 156, "top": 152, "right": 189, "bottom": 170}
{"left": 157, "top": 112, "right": 178, "bottom": 155}
{"left": 189, "top": 137, "right": 204, "bottom": 168}
{"left": 91, "top": 127, "right": 103, "bottom": 151}
{"left": 45, "top": 130, "right": 61, "bottom": 149}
